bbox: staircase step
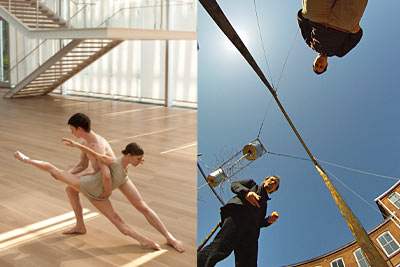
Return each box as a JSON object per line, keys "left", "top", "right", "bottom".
{"left": 6, "top": 10, "right": 49, "bottom": 16}
{"left": 0, "top": 2, "right": 35, "bottom": 7}
{"left": 11, "top": 15, "right": 59, "bottom": 20}
{"left": 6, "top": 40, "right": 124, "bottom": 98}
{"left": 2, "top": 7, "right": 39, "bottom": 11}
{"left": 0, "top": 0, "right": 37, "bottom": 3}
{"left": 27, "top": 25, "right": 62, "bottom": 29}
{"left": 21, "top": 22, "right": 66, "bottom": 27}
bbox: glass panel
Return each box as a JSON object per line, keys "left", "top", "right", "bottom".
{"left": 389, "top": 192, "right": 400, "bottom": 209}
{"left": 66, "top": 0, "right": 196, "bottom": 31}
{"left": 1, "top": 0, "right": 196, "bottom": 31}
{"left": 0, "top": 19, "right": 9, "bottom": 82}
{"left": 331, "top": 259, "right": 344, "bottom": 267}
{"left": 390, "top": 240, "right": 400, "bottom": 250}
{"left": 378, "top": 232, "right": 400, "bottom": 256}
{"left": 354, "top": 248, "right": 370, "bottom": 267}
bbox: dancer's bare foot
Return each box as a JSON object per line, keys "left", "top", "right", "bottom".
{"left": 62, "top": 225, "right": 87, "bottom": 235}
{"left": 167, "top": 238, "right": 185, "bottom": 253}
{"left": 140, "top": 239, "right": 161, "bottom": 250}
{"left": 14, "top": 151, "right": 30, "bottom": 163}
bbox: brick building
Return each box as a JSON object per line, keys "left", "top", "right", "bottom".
{"left": 285, "top": 180, "right": 400, "bottom": 267}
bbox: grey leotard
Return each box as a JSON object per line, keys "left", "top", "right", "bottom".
{"left": 79, "top": 157, "right": 129, "bottom": 200}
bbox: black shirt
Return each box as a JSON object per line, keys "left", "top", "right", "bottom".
{"left": 221, "top": 179, "right": 272, "bottom": 229}
{"left": 297, "top": 9, "right": 363, "bottom": 57}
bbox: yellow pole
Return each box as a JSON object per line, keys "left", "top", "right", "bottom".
{"left": 199, "top": 0, "right": 388, "bottom": 265}
{"left": 314, "top": 165, "right": 387, "bottom": 266}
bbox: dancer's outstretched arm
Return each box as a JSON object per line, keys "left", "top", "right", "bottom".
{"left": 61, "top": 138, "right": 115, "bottom": 166}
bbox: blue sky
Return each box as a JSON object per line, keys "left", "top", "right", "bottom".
{"left": 198, "top": 0, "right": 400, "bottom": 266}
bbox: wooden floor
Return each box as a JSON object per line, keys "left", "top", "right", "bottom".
{"left": 0, "top": 91, "right": 197, "bottom": 267}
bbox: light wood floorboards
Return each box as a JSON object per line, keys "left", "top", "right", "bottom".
{"left": 0, "top": 92, "right": 197, "bottom": 267}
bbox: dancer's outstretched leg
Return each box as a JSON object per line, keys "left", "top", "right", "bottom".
{"left": 119, "top": 180, "right": 185, "bottom": 253}
{"left": 63, "top": 186, "right": 86, "bottom": 234}
{"left": 14, "top": 151, "right": 80, "bottom": 192}
{"left": 89, "top": 198, "right": 161, "bottom": 250}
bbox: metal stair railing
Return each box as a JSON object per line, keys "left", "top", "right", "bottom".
{"left": 4, "top": 39, "right": 83, "bottom": 98}
{"left": 4, "top": 1, "right": 94, "bottom": 87}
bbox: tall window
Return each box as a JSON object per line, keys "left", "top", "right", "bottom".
{"left": 377, "top": 231, "right": 400, "bottom": 257}
{"left": 0, "top": 18, "right": 9, "bottom": 82}
{"left": 331, "top": 258, "right": 345, "bottom": 267}
{"left": 353, "top": 248, "right": 370, "bottom": 267}
{"left": 388, "top": 192, "right": 400, "bottom": 209}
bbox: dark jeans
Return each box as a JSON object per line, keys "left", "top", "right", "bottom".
{"left": 198, "top": 210, "right": 259, "bottom": 267}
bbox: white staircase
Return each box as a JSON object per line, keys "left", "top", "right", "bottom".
{"left": 0, "top": 0, "right": 69, "bottom": 29}
{"left": 5, "top": 39, "right": 123, "bottom": 98}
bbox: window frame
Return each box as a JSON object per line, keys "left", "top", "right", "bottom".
{"left": 353, "top": 248, "right": 370, "bottom": 267}
{"left": 388, "top": 192, "right": 400, "bottom": 209}
{"left": 377, "top": 231, "right": 400, "bottom": 257}
{"left": 330, "top": 257, "right": 346, "bottom": 267}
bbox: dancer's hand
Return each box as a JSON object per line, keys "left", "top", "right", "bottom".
{"left": 81, "top": 171, "right": 95, "bottom": 176}
{"left": 245, "top": 191, "right": 261, "bottom": 208}
{"left": 101, "top": 190, "right": 112, "bottom": 198}
{"left": 61, "top": 138, "right": 78, "bottom": 147}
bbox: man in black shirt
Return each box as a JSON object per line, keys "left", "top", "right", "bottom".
{"left": 297, "top": 0, "right": 368, "bottom": 74}
{"left": 197, "top": 176, "right": 280, "bottom": 267}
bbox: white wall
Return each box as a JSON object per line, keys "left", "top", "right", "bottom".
{"left": 6, "top": 0, "right": 197, "bottom": 107}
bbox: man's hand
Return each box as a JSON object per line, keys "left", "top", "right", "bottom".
{"left": 245, "top": 191, "right": 261, "bottom": 208}
{"left": 267, "top": 215, "right": 278, "bottom": 224}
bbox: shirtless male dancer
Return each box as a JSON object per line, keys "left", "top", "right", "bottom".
{"left": 58, "top": 112, "right": 183, "bottom": 252}
{"left": 64, "top": 113, "right": 115, "bottom": 235}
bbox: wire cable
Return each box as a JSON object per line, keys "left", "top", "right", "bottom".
{"left": 266, "top": 151, "right": 400, "bottom": 181}
{"left": 326, "top": 169, "right": 390, "bottom": 219}
{"left": 318, "top": 159, "right": 400, "bottom": 181}
{"left": 275, "top": 29, "right": 299, "bottom": 90}
{"left": 252, "top": 0, "right": 274, "bottom": 88}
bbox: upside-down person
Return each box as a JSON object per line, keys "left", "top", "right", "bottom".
{"left": 297, "top": 0, "right": 368, "bottom": 74}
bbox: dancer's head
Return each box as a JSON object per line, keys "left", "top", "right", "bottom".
{"left": 263, "top": 176, "right": 280, "bottom": 194}
{"left": 122, "top": 142, "right": 144, "bottom": 166}
{"left": 68, "top": 113, "right": 91, "bottom": 137}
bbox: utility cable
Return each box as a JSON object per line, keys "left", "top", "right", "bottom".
{"left": 275, "top": 29, "right": 299, "bottom": 90}
{"left": 199, "top": 1, "right": 388, "bottom": 264}
{"left": 252, "top": 0, "right": 274, "bottom": 88}
{"left": 266, "top": 151, "right": 399, "bottom": 181}
{"left": 326, "top": 169, "right": 390, "bottom": 219}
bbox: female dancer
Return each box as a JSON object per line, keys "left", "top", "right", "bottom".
{"left": 14, "top": 138, "right": 184, "bottom": 252}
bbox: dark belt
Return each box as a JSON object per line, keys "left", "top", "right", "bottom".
{"left": 321, "top": 23, "right": 351, "bottom": 34}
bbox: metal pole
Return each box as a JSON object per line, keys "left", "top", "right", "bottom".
{"left": 198, "top": 1, "right": 388, "bottom": 265}
{"left": 197, "top": 160, "right": 225, "bottom": 251}
{"left": 197, "top": 221, "right": 221, "bottom": 252}
{"left": 164, "top": 0, "right": 171, "bottom": 106}
{"left": 0, "top": 20, "right": 3, "bottom": 81}
{"left": 36, "top": 0, "right": 39, "bottom": 30}
{"left": 198, "top": 161, "right": 225, "bottom": 206}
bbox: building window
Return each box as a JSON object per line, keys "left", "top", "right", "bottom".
{"left": 377, "top": 231, "right": 400, "bottom": 257}
{"left": 0, "top": 18, "right": 9, "bottom": 82}
{"left": 330, "top": 258, "right": 345, "bottom": 267}
{"left": 388, "top": 192, "right": 400, "bottom": 209}
{"left": 353, "top": 248, "right": 370, "bottom": 267}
